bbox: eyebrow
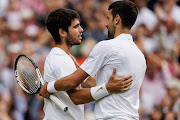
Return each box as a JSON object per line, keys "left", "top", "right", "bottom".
{"left": 73, "top": 23, "right": 80, "bottom": 28}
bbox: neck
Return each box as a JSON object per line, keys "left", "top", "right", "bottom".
{"left": 54, "top": 43, "right": 72, "bottom": 54}
{"left": 114, "top": 28, "right": 131, "bottom": 38}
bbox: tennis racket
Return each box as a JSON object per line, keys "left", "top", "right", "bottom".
{"left": 14, "top": 54, "right": 68, "bottom": 112}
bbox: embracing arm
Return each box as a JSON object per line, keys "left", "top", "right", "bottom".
{"left": 39, "top": 68, "right": 95, "bottom": 98}
{"left": 81, "top": 76, "right": 96, "bottom": 88}
{"left": 67, "top": 69, "right": 132, "bottom": 105}
{"left": 54, "top": 68, "right": 89, "bottom": 91}
{"left": 67, "top": 88, "right": 93, "bottom": 105}
{"left": 39, "top": 68, "right": 133, "bottom": 103}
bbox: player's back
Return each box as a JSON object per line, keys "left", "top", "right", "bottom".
{"left": 94, "top": 34, "right": 146, "bottom": 119}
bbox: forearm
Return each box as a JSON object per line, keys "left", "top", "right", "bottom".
{"left": 40, "top": 68, "right": 133, "bottom": 99}
{"left": 67, "top": 83, "right": 110, "bottom": 105}
{"left": 81, "top": 76, "right": 96, "bottom": 88}
{"left": 54, "top": 68, "right": 89, "bottom": 91}
{"left": 67, "top": 88, "right": 94, "bottom": 105}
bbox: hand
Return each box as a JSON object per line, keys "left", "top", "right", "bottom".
{"left": 39, "top": 82, "right": 51, "bottom": 98}
{"left": 106, "top": 68, "right": 133, "bottom": 93}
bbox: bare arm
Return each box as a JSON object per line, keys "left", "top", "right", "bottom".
{"left": 54, "top": 68, "right": 89, "bottom": 91}
{"left": 81, "top": 76, "right": 96, "bottom": 88}
{"left": 67, "top": 88, "right": 93, "bottom": 105}
{"left": 39, "top": 68, "right": 133, "bottom": 102}
{"left": 66, "top": 68, "right": 132, "bottom": 105}
{"left": 39, "top": 68, "right": 93, "bottom": 98}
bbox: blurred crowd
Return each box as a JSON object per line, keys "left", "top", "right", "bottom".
{"left": 0, "top": 0, "right": 180, "bottom": 120}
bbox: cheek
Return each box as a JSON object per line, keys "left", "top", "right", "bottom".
{"left": 73, "top": 32, "right": 78, "bottom": 39}
{"left": 73, "top": 30, "right": 79, "bottom": 36}
{"left": 69, "top": 31, "right": 77, "bottom": 38}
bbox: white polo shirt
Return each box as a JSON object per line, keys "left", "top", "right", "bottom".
{"left": 43, "top": 47, "right": 84, "bottom": 120}
{"left": 81, "top": 34, "right": 146, "bottom": 120}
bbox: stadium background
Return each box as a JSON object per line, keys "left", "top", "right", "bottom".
{"left": 0, "top": 0, "right": 180, "bottom": 120}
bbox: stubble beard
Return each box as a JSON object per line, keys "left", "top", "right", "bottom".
{"left": 108, "top": 25, "right": 116, "bottom": 39}
{"left": 65, "top": 33, "right": 81, "bottom": 46}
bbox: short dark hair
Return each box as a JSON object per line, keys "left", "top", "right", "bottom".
{"left": 46, "top": 8, "right": 80, "bottom": 44}
{"left": 108, "top": 0, "right": 138, "bottom": 29}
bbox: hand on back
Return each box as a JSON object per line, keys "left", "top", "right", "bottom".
{"left": 106, "top": 68, "right": 133, "bottom": 93}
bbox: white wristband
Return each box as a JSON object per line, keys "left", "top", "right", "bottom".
{"left": 47, "top": 81, "right": 58, "bottom": 93}
{"left": 90, "top": 84, "right": 110, "bottom": 100}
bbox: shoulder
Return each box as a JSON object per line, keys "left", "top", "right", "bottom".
{"left": 46, "top": 48, "right": 67, "bottom": 61}
{"left": 93, "top": 40, "right": 112, "bottom": 52}
{"left": 45, "top": 51, "right": 70, "bottom": 69}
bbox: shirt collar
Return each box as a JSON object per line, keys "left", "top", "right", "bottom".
{"left": 115, "top": 33, "right": 133, "bottom": 41}
{"left": 51, "top": 47, "right": 67, "bottom": 55}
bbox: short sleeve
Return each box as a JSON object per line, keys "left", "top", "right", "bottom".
{"left": 80, "top": 41, "right": 109, "bottom": 77}
{"left": 44, "top": 54, "right": 76, "bottom": 82}
{"left": 52, "top": 55, "right": 76, "bottom": 79}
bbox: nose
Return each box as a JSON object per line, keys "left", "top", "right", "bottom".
{"left": 79, "top": 26, "right": 84, "bottom": 33}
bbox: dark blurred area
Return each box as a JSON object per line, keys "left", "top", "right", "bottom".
{"left": 0, "top": 0, "right": 180, "bottom": 120}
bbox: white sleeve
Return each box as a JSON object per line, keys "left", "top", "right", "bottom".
{"left": 80, "top": 41, "right": 109, "bottom": 77}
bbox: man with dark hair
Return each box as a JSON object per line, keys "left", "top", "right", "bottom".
{"left": 40, "top": 8, "right": 133, "bottom": 120}
{"left": 46, "top": 9, "right": 81, "bottom": 45}
{"left": 40, "top": 0, "right": 146, "bottom": 119}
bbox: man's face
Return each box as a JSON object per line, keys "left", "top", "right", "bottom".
{"left": 66, "top": 19, "right": 83, "bottom": 46}
{"left": 106, "top": 10, "right": 116, "bottom": 39}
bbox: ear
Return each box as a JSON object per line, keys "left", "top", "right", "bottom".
{"left": 114, "top": 14, "right": 121, "bottom": 25}
{"left": 59, "top": 28, "right": 67, "bottom": 38}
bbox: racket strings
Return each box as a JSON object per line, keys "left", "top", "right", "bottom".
{"left": 17, "top": 57, "right": 40, "bottom": 94}
{"left": 18, "top": 58, "right": 39, "bottom": 93}
{"left": 18, "top": 61, "right": 38, "bottom": 93}
{"left": 19, "top": 57, "right": 39, "bottom": 92}
{"left": 19, "top": 67, "right": 37, "bottom": 93}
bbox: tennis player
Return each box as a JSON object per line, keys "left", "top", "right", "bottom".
{"left": 40, "top": 0, "right": 147, "bottom": 119}
{"left": 40, "top": 8, "right": 133, "bottom": 120}
{"left": 40, "top": 0, "right": 146, "bottom": 119}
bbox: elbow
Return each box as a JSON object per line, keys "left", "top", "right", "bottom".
{"left": 69, "top": 96, "right": 82, "bottom": 105}
{"left": 73, "top": 100, "right": 81, "bottom": 105}
{"left": 68, "top": 90, "right": 83, "bottom": 105}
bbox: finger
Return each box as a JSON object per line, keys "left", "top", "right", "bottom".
{"left": 122, "top": 81, "right": 133, "bottom": 88}
{"left": 120, "top": 75, "right": 132, "bottom": 81}
{"left": 45, "top": 94, "right": 50, "bottom": 99}
{"left": 39, "top": 92, "right": 44, "bottom": 97}
{"left": 111, "top": 68, "right": 117, "bottom": 76}
{"left": 122, "top": 78, "right": 133, "bottom": 84}
{"left": 46, "top": 93, "right": 51, "bottom": 99}
{"left": 121, "top": 87, "right": 130, "bottom": 91}
{"left": 41, "top": 94, "right": 49, "bottom": 99}
{"left": 42, "top": 95, "right": 48, "bottom": 99}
